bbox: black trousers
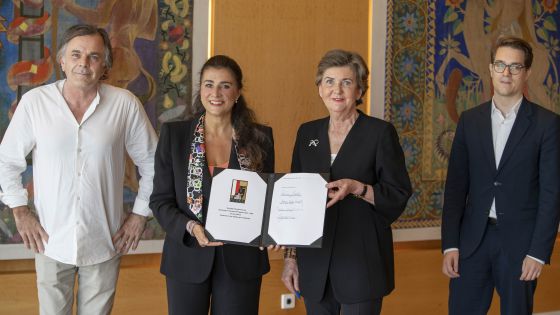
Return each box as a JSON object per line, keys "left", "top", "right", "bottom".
{"left": 449, "top": 223, "right": 537, "bottom": 315}
{"left": 165, "top": 247, "right": 262, "bottom": 315}
{"left": 304, "top": 277, "right": 383, "bottom": 315}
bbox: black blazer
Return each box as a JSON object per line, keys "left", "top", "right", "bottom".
{"left": 150, "top": 116, "right": 274, "bottom": 283}
{"left": 442, "top": 98, "right": 560, "bottom": 263}
{"left": 292, "top": 111, "right": 412, "bottom": 303}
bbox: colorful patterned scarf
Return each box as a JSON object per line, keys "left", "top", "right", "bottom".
{"left": 187, "top": 114, "right": 251, "bottom": 221}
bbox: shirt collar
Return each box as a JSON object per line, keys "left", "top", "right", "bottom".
{"left": 57, "top": 79, "right": 101, "bottom": 106}
{"left": 56, "top": 80, "right": 101, "bottom": 124}
{"left": 491, "top": 97, "right": 522, "bottom": 119}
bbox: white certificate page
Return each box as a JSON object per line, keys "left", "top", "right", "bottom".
{"left": 267, "top": 173, "right": 328, "bottom": 246}
{"left": 205, "top": 169, "right": 267, "bottom": 244}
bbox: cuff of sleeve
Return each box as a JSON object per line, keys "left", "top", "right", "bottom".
{"left": 132, "top": 198, "right": 152, "bottom": 217}
{"left": 527, "top": 255, "right": 545, "bottom": 265}
{"left": 443, "top": 248, "right": 459, "bottom": 254}
{"left": 1, "top": 192, "right": 28, "bottom": 209}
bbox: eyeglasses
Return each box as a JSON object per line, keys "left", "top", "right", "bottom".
{"left": 492, "top": 62, "right": 525, "bottom": 75}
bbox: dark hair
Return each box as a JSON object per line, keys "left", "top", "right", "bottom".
{"left": 315, "top": 49, "right": 369, "bottom": 105}
{"left": 192, "top": 55, "right": 270, "bottom": 171}
{"left": 57, "top": 24, "right": 113, "bottom": 80}
{"left": 491, "top": 36, "right": 533, "bottom": 69}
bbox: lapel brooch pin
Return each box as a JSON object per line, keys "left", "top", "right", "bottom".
{"left": 308, "top": 139, "right": 319, "bottom": 147}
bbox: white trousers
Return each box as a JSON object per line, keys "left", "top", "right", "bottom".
{"left": 35, "top": 254, "right": 121, "bottom": 315}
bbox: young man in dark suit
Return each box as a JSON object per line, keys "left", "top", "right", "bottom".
{"left": 442, "top": 36, "right": 560, "bottom": 315}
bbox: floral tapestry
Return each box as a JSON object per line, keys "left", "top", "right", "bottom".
{"left": 387, "top": 0, "right": 560, "bottom": 228}
{"left": 0, "top": 0, "right": 193, "bottom": 247}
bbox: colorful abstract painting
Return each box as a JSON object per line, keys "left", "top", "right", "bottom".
{"left": 386, "top": 0, "right": 560, "bottom": 228}
{"left": 0, "top": 0, "right": 194, "bottom": 246}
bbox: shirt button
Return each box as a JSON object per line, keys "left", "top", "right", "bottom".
{"left": 77, "top": 197, "right": 80, "bottom": 201}
{"left": 78, "top": 172, "right": 81, "bottom": 176}
{"left": 78, "top": 149, "right": 82, "bottom": 153}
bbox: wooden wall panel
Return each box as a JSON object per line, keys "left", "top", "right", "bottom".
{"left": 212, "top": 0, "right": 369, "bottom": 172}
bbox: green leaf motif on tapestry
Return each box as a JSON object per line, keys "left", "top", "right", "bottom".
{"left": 444, "top": 7, "right": 458, "bottom": 23}
{"left": 537, "top": 28, "right": 549, "bottom": 41}
{"left": 453, "top": 20, "right": 463, "bottom": 36}
{"left": 543, "top": 17, "right": 557, "bottom": 31}
{"left": 533, "top": 1, "right": 542, "bottom": 16}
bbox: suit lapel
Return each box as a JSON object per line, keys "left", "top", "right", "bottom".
{"left": 302, "top": 118, "right": 331, "bottom": 172}
{"left": 477, "top": 102, "right": 496, "bottom": 170}
{"left": 174, "top": 122, "right": 191, "bottom": 210}
{"left": 331, "top": 111, "right": 363, "bottom": 169}
{"left": 497, "top": 98, "right": 532, "bottom": 173}
{"left": 318, "top": 118, "right": 332, "bottom": 171}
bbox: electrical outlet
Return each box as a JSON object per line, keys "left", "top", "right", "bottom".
{"left": 281, "top": 293, "right": 296, "bottom": 309}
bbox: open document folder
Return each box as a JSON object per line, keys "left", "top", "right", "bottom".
{"left": 205, "top": 168, "right": 329, "bottom": 247}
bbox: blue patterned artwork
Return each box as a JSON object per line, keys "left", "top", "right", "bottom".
{"left": 386, "top": 0, "right": 560, "bottom": 228}
{"left": 0, "top": 0, "right": 194, "bottom": 249}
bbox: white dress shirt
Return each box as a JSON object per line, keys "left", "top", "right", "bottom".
{"left": 0, "top": 80, "right": 157, "bottom": 266}
{"left": 489, "top": 98, "right": 522, "bottom": 219}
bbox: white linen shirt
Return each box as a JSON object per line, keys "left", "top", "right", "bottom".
{"left": 0, "top": 80, "right": 157, "bottom": 266}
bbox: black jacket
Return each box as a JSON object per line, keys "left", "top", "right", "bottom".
{"left": 292, "top": 111, "right": 412, "bottom": 302}
{"left": 150, "top": 116, "right": 274, "bottom": 282}
{"left": 442, "top": 98, "right": 560, "bottom": 263}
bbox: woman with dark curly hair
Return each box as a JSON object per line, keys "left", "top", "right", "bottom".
{"left": 150, "top": 55, "right": 274, "bottom": 315}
